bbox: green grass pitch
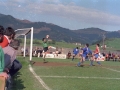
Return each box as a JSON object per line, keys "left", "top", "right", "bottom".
{"left": 12, "top": 56, "right": 120, "bottom": 90}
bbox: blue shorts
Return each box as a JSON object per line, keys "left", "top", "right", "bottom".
{"left": 82, "top": 54, "right": 87, "bottom": 58}
{"left": 94, "top": 54, "right": 99, "bottom": 59}
{"left": 73, "top": 53, "right": 77, "bottom": 56}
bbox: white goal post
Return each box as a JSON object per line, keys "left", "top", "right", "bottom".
{"left": 15, "top": 27, "right": 33, "bottom": 61}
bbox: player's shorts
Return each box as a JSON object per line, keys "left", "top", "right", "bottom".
{"left": 73, "top": 53, "right": 77, "bottom": 56}
{"left": 43, "top": 47, "right": 48, "bottom": 52}
{"left": 82, "top": 54, "right": 87, "bottom": 58}
{"left": 94, "top": 54, "right": 99, "bottom": 59}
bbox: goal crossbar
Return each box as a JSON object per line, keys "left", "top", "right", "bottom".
{"left": 15, "top": 27, "right": 33, "bottom": 61}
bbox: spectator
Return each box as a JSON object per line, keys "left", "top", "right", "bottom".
{"left": 0, "top": 27, "right": 20, "bottom": 73}
{"left": 112, "top": 53, "right": 115, "bottom": 61}
{"left": 102, "top": 52, "right": 106, "bottom": 57}
{"left": 108, "top": 51, "right": 111, "bottom": 61}
{"left": 114, "top": 53, "right": 118, "bottom": 62}
{"left": 37, "top": 48, "right": 43, "bottom": 58}
{"left": 0, "top": 46, "right": 9, "bottom": 79}
{"left": 55, "top": 47, "right": 59, "bottom": 56}
{"left": 0, "top": 25, "right": 9, "bottom": 79}
{"left": 0, "top": 26, "right": 21, "bottom": 89}
{"left": 33, "top": 48, "right": 37, "bottom": 57}
{"left": 3, "top": 39, "right": 22, "bottom": 76}
{"left": 21, "top": 47, "right": 24, "bottom": 56}
{"left": 105, "top": 53, "right": 109, "bottom": 61}
{"left": 67, "top": 51, "right": 71, "bottom": 59}
{"left": 0, "top": 27, "right": 15, "bottom": 48}
{"left": 26, "top": 48, "right": 29, "bottom": 56}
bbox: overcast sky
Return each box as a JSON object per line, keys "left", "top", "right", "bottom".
{"left": 0, "top": 0, "right": 120, "bottom": 31}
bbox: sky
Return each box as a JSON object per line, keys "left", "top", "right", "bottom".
{"left": 0, "top": 0, "right": 120, "bottom": 31}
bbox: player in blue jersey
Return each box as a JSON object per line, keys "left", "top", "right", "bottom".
{"left": 72, "top": 47, "right": 79, "bottom": 61}
{"left": 77, "top": 44, "right": 92, "bottom": 67}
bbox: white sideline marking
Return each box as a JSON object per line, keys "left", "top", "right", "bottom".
{"left": 40, "top": 76, "right": 120, "bottom": 80}
{"left": 29, "top": 65, "right": 51, "bottom": 90}
{"left": 102, "top": 67, "right": 120, "bottom": 73}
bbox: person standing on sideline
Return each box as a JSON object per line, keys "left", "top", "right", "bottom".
{"left": 72, "top": 47, "right": 79, "bottom": 61}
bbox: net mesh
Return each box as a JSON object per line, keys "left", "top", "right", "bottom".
{"left": 15, "top": 28, "right": 31, "bottom": 38}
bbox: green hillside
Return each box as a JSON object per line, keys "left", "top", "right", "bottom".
{"left": 18, "top": 38, "right": 120, "bottom": 51}
{"left": 1, "top": 13, "right": 120, "bottom": 44}
{"left": 18, "top": 38, "right": 81, "bottom": 49}
{"left": 105, "top": 38, "right": 120, "bottom": 50}
{"left": 90, "top": 38, "right": 120, "bottom": 51}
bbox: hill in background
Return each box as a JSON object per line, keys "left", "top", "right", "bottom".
{"left": 0, "top": 13, "right": 120, "bottom": 44}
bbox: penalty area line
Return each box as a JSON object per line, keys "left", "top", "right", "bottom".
{"left": 29, "top": 65, "right": 51, "bottom": 90}
{"left": 102, "top": 66, "right": 120, "bottom": 73}
{"left": 40, "top": 76, "right": 120, "bottom": 80}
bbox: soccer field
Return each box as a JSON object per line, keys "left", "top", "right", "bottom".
{"left": 13, "top": 56, "right": 120, "bottom": 90}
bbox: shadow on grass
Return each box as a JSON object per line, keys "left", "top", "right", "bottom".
{"left": 12, "top": 72, "right": 26, "bottom": 90}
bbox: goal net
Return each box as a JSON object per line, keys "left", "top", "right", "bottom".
{"left": 15, "top": 27, "right": 33, "bottom": 61}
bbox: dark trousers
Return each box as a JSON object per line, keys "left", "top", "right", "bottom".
{"left": 6, "top": 60, "right": 22, "bottom": 89}
{"left": 9, "top": 60, "right": 22, "bottom": 77}
{"left": 4, "top": 54, "right": 11, "bottom": 69}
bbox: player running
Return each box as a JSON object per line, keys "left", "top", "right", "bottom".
{"left": 77, "top": 44, "right": 92, "bottom": 67}
{"left": 72, "top": 47, "right": 79, "bottom": 61}
{"left": 90, "top": 44, "right": 101, "bottom": 66}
